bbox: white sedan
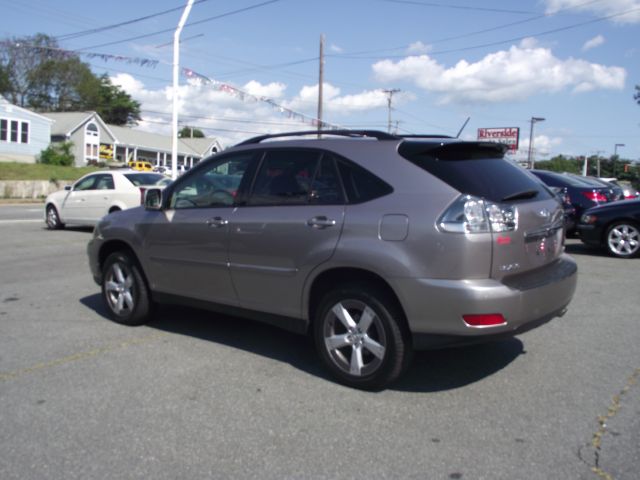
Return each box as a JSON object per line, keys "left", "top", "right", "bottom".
{"left": 45, "top": 170, "right": 169, "bottom": 229}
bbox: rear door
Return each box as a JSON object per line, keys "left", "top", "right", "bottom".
{"left": 228, "top": 149, "right": 345, "bottom": 318}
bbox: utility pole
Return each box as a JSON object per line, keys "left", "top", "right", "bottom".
{"left": 383, "top": 89, "right": 400, "bottom": 133}
{"left": 613, "top": 143, "right": 625, "bottom": 178}
{"left": 317, "top": 34, "right": 325, "bottom": 137}
{"left": 593, "top": 150, "right": 605, "bottom": 177}
{"left": 527, "top": 116, "right": 545, "bottom": 169}
{"left": 171, "top": 0, "right": 195, "bottom": 180}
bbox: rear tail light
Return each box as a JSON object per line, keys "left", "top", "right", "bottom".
{"left": 463, "top": 314, "right": 506, "bottom": 327}
{"left": 581, "top": 190, "right": 608, "bottom": 203}
{"left": 439, "top": 195, "right": 517, "bottom": 234}
{"left": 139, "top": 187, "right": 147, "bottom": 205}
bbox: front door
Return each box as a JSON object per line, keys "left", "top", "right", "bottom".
{"left": 141, "top": 152, "right": 255, "bottom": 305}
{"left": 228, "top": 149, "right": 345, "bottom": 318}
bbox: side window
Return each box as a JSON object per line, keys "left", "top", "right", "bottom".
{"left": 94, "top": 174, "right": 114, "bottom": 190}
{"left": 74, "top": 175, "right": 98, "bottom": 191}
{"left": 248, "top": 150, "right": 320, "bottom": 206}
{"left": 337, "top": 159, "right": 393, "bottom": 204}
{"left": 170, "top": 153, "right": 253, "bottom": 209}
{"left": 309, "top": 155, "right": 344, "bottom": 205}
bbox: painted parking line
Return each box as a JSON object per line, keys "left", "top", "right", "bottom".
{"left": 0, "top": 219, "right": 43, "bottom": 224}
{"left": 0, "top": 332, "right": 167, "bottom": 382}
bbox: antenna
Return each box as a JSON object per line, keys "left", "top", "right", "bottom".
{"left": 456, "top": 117, "right": 470, "bottom": 138}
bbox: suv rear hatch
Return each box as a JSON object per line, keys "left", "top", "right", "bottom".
{"left": 399, "top": 141, "right": 564, "bottom": 280}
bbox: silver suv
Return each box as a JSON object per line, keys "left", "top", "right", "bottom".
{"left": 88, "top": 130, "right": 577, "bottom": 389}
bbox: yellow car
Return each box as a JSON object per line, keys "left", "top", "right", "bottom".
{"left": 128, "top": 161, "right": 154, "bottom": 172}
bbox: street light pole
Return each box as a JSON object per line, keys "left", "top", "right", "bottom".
{"left": 171, "top": 0, "right": 195, "bottom": 180}
{"left": 527, "top": 116, "right": 545, "bottom": 169}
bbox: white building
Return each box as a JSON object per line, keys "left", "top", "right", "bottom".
{"left": 0, "top": 95, "right": 53, "bottom": 163}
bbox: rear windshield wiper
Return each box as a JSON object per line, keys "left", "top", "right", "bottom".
{"left": 501, "top": 189, "right": 539, "bottom": 202}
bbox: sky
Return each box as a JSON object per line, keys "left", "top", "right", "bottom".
{"left": 1, "top": 0, "right": 639, "bottom": 162}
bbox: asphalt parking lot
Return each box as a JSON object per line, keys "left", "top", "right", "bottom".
{"left": 1, "top": 204, "right": 638, "bottom": 479}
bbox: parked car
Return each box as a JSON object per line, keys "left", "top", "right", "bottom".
{"left": 45, "top": 171, "right": 168, "bottom": 229}
{"left": 529, "top": 170, "right": 612, "bottom": 235}
{"left": 577, "top": 199, "right": 640, "bottom": 258}
{"left": 569, "top": 175, "right": 624, "bottom": 202}
{"left": 613, "top": 180, "right": 640, "bottom": 200}
{"left": 128, "top": 160, "right": 154, "bottom": 172}
{"left": 88, "top": 130, "right": 577, "bottom": 389}
{"left": 548, "top": 186, "right": 577, "bottom": 233}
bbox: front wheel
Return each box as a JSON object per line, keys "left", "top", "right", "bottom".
{"left": 101, "top": 251, "right": 152, "bottom": 326}
{"left": 314, "top": 284, "right": 411, "bottom": 390}
{"left": 606, "top": 221, "right": 640, "bottom": 258}
{"left": 45, "top": 205, "right": 64, "bottom": 230}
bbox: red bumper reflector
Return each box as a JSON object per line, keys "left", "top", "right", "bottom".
{"left": 463, "top": 314, "right": 506, "bottom": 327}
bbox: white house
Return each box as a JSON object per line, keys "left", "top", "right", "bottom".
{"left": 0, "top": 95, "right": 53, "bottom": 163}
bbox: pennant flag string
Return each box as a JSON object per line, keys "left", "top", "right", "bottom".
{"left": 0, "top": 41, "right": 160, "bottom": 68}
{"left": 182, "top": 67, "right": 342, "bottom": 130}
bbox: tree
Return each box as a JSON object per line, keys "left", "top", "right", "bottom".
{"left": 0, "top": 64, "right": 10, "bottom": 96}
{"left": 0, "top": 34, "right": 140, "bottom": 125}
{"left": 179, "top": 126, "right": 205, "bottom": 138}
{"left": 635, "top": 85, "right": 640, "bottom": 105}
{"left": 534, "top": 155, "right": 582, "bottom": 173}
{"left": 0, "top": 33, "right": 61, "bottom": 107}
{"left": 92, "top": 75, "right": 141, "bottom": 126}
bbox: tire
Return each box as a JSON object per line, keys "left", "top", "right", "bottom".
{"left": 605, "top": 221, "right": 640, "bottom": 258}
{"left": 313, "top": 283, "right": 412, "bottom": 390}
{"left": 101, "top": 251, "right": 152, "bottom": 326}
{"left": 45, "top": 204, "right": 64, "bottom": 230}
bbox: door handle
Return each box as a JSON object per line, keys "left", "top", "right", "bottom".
{"left": 307, "top": 216, "right": 336, "bottom": 229}
{"left": 206, "top": 216, "right": 229, "bottom": 228}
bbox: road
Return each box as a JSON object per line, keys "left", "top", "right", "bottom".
{"left": 0, "top": 204, "right": 638, "bottom": 479}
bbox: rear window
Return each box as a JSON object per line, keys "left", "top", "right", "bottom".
{"left": 124, "top": 173, "right": 166, "bottom": 186}
{"left": 400, "top": 142, "right": 551, "bottom": 203}
{"left": 531, "top": 170, "right": 591, "bottom": 188}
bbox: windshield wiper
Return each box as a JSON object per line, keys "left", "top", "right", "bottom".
{"left": 502, "top": 189, "right": 539, "bottom": 202}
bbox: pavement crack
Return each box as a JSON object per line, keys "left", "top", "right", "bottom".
{"left": 578, "top": 367, "right": 640, "bottom": 480}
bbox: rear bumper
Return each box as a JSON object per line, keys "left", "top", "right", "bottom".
{"left": 391, "top": 255, "right": 578, "bottom": 350}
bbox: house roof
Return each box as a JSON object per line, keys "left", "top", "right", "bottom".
{"left": 42, "top": 111, "right": 116, "bottom": 140}
{"left": 0, "top": 95, "right": 54, "bottom": 123}
{"left": 41, "top": 110, "right": 221, "bottom": 158}
{"left": 107, "top": 125, "right": 221, "bottom": 157}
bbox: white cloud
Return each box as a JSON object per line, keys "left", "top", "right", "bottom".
{"left": 330, "top": 44, "right": 344, "bottom": 53}
{"left": 285, "top": 83, "right": 397, "bottom": 114}
{"left": 544, "top": 0, "right": 640, "bottom": 24}
{"left": 109, "top": 74, "right": 393, "bottom": 144}
{"left": 372, "top": 41, "right": 626, "bottom": 104}
{"left": 407, "top": 41, "right": 432, "bottom": 54}
{"left": 582, "top": 34, "right": 605, "bottom": 51}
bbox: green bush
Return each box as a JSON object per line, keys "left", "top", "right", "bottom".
{"left": 38, "top": 141, "right": 75, "bottom": 166}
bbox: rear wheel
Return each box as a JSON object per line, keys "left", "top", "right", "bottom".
{"left": 314, "top": 284, "right": 411, "bottom": 390}
{"left": 606, "top": 221, "right": 640, "bottom": 258}
{"left": 102, "top": 251, "right": 151, "bottom": 325}
{"left": 45, "top": 204, "right": 64, "bottom": 230}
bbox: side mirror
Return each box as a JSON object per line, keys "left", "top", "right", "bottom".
{"left": 64, "top": 185, "right": 72, "bottom": 191}
{"left": 144, "top": 188, "right": 163, "bottom": 210}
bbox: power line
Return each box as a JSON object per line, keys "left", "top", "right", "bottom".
{"left": 381, "top": 0, "right": 539, "bottom": 15}
{"left": 56, "top": 0, "right": 212, "bottom": 41}
{"left": 79, "top": 0, "right": 283, "bottom": 51}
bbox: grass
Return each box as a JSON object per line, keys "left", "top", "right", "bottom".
{"left": 0, "top": 162, "right": 101, "bottom": 181}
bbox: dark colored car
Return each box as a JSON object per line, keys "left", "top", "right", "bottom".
{"left": 530, "top": 170, "right": 611, "bottom": 234}
{"left": 578, "top": 199, "right": 640, "bottom": 258}
{"left": 572, "top": 175, "right": 624, "bottom": 202}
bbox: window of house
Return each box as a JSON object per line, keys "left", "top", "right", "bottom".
{"left": 21, "top": 122, "right": 29, "bottom": 144}
{"left": 0, "top": 119, "right": 7, "bottom": 141}
{"left": 0, "top": 118, "right": 30, "bottom": 144}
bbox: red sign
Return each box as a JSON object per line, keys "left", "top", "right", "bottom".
{"left": 477, "top": 127, "right": 519, "bottom": 153}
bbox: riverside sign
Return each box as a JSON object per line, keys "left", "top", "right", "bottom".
{"left": 477, "top": 127, "right": 519, "bottom": 154}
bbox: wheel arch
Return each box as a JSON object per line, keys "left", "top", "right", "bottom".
{"left": 306, "top": 267, "right": 410, "bottom": 337}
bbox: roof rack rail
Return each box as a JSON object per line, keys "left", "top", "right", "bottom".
{"left": 397, "top": 134, "right": 454, "bottom": 139}
{"left": 235, "top": 129, "right": 399, "bottom": 146}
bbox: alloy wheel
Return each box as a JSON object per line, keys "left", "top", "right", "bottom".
{"left": 322, "top": 299, "right": 387, "bottom": 377}
{"left": 607, "top": 223, "right": 640, "bottom": 257}
{"left": 105, "top": 262, "right": 135, "bottom": 316}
